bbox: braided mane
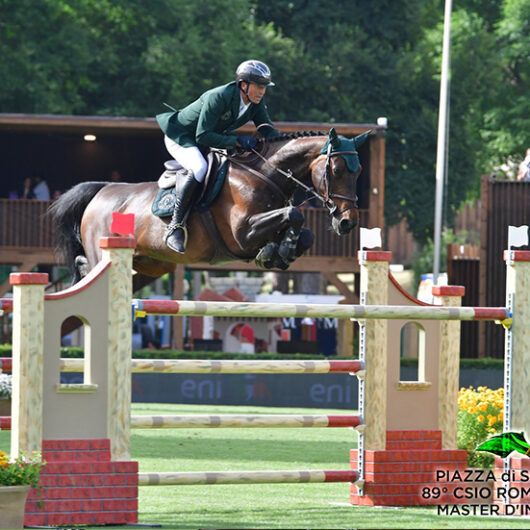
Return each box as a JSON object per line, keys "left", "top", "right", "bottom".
{"left": 262, "top": 130, "right": 326, "bottom": 143}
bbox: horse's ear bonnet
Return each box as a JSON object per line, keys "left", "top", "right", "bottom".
{"left": 320, "top": 128, "right": 362, "bottom": 173}
{"left": 329, "top": 127, "right": 341, "bottom": 150}
{"left": 354, "top": 130, "right": 372, "bottom": 149}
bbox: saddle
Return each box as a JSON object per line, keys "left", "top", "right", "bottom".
{"left": 152, "top": 151, "right": 228, "bottom": 218}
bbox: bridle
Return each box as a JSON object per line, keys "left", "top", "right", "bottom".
{"left": 321, "top": 143, "right": 359, "bottom": 215}
{"left": 225, "top": 142, "right": 359, "bottom": 217}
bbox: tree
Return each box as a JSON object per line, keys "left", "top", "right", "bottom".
{"left": 0, "top": 0, "right": 527, "bottom": 243}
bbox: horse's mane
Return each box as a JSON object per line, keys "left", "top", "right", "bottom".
{"left": 232, "top": 130, "right": 327, "bottom": 167}
{"left": 262, "top": 130, "right": 326, "bottom": 144}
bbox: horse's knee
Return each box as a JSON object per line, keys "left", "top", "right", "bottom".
{"left": 286, "top": 206, "right": 304, "bottom": 229}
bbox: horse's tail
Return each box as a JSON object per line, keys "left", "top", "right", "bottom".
{"left": 48, "top": 181, "right": 108, "bottom": 282}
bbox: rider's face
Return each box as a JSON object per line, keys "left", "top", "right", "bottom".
{"left": 242, "top": 82, "right": 267, "bottom": 104}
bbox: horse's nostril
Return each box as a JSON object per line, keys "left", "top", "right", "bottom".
{"left": 339, "top": 218, "right": 354, "bottom": 232}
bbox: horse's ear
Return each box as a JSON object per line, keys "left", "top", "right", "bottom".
{"left": 329, "top": 128, "right": 341, "bottom": 150}
{"left": 354, "top": 130, "right": 372, "bottom": 149}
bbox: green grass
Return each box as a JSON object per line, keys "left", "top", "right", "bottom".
{"left": 1, "top": 403, "right": 529, "bottom": 529}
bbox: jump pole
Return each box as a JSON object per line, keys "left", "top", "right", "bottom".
{"left": 130, "top": 414, "right": 362, "bottom": 429}
{"left": 58, "top": 358, "right": 363, "bottom": 374}
{"left": 133, "top": 298, "right": 509, "bottom": 323}
{"left": 139, "top": 469, "right": 359, "bottom": 486}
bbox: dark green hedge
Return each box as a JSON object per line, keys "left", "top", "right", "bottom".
{"left": 0, "top": 343, "right": 505, "bottom": 369}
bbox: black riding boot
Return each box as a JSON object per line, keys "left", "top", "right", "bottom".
{"left": 164, "top": 170, "right": 200, "bottom": 253}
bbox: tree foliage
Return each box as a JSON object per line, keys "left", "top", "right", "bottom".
{"left": 0, "top": 0, "right": 527, "bottom": 243}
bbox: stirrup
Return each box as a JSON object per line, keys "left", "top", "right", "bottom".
{"left": 164, "top": 223, "right": 188, "bottom": 250}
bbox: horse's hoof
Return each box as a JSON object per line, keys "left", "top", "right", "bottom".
{"left": 255, "top": 242, "right": 279, "bottom": 269}
{"left": 274, "top": 258, "right": 290, "bottom": 271}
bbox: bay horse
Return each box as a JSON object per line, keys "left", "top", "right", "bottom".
{"left": 50, "top": 128, "right": 369, "bottom": 291}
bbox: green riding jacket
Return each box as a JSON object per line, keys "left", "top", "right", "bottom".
{"left": 156, "top": 81, "right": 276, "bottom": 149}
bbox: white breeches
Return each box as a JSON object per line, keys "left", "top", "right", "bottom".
{"left": 164, "top": 135, "right": 208, "bottom": 182}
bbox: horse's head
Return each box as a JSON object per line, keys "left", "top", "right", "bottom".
{"left": 311, "top": 128, "right": 370, "bottom": 235}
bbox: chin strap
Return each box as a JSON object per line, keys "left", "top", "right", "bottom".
{"left": 239, "top": 82, "right": 249, "bottom": 100}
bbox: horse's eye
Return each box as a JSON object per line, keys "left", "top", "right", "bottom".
{"left": 332, "top": 164, "right": 344, "bottom": 178}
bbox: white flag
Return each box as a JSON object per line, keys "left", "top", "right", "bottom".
{"left": 360, "top": 227, "right": 382, "bottom": 250}
{"left": 508, "top": 225, "right": 529, "bottom": 249}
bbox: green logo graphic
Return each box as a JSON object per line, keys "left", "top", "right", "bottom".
{"left": 476, "top": 432, "right": 530, "bottom": 459}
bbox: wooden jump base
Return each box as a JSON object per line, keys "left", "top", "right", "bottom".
{"left": 138, "top": 469, "right": 359, "bottom": 486}
{"left": 134, "top": 298, "right": 510, "bottom": 323}
{"left": 130, "top": 414, "right": 362, "bottom": 429}
{"left": 3, "top": 235, "right": 529, "bottom": 525}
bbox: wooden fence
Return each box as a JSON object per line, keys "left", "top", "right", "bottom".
{"left": 478, "top": 176, "right": 530, "bottom": 358}
{"left": 0, "top": 199, "right": 369, "bottom": 259}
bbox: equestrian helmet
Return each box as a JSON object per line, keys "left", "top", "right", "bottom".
{"left": 235, "top": 60, "right": 275, "bottom": 86}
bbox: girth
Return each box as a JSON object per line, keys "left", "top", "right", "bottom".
{"left": 198, "top": 208, "right": 250, "bottom": 265}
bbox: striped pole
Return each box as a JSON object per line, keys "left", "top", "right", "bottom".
{"left": 0, "top": 414, "right": 362, "bottom": 432}
{"left": 138, "top": 469, "right": 359, "bottom": 486}
{"left": 55, "top": 358, "right": 363, "bottom": 374}
{"left": 134, "top": 299, "right": 510, "bottom": 323}
{"left": 130, "top": 414, "right": 362, "bottom": 429}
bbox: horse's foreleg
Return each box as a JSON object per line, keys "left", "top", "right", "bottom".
{"left": 240, "top": 205, "right": 304, "bottom": 244}
{"left": 295, "top": 228, "right": 314, "bottom": 257}
{"left": 239, "top": 206, "right": 307, "bottom": 269}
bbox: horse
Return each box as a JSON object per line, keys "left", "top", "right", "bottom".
{"left": 50, "top": 128, "right": 369, "bottom": 292}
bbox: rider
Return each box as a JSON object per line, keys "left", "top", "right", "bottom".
{"left": 156, "top": 60, "right": 279, "bottom": 253}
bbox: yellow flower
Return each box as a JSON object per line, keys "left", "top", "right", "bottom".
{"left": 478, "top": 415, "right": 485, "bottom": 422}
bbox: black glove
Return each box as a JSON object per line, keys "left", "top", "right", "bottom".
{"left": 236, "top": 136, "right": 257, "bottom": 150}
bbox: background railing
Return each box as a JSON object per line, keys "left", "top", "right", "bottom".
{"left": 0, "top": 199, "right": 54, "bottom": 248}
{"left": 0, "top": 199, "right": 367, "bottom": 258}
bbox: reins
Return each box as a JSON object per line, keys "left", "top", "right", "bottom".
{"left": 217, "top": 135, "right": 360, "bottom": 216}
{"left": 222, "top": 143, "right": 358, "bottom": 216}
{"left": 249, "top": 147, "right": 334, "bottom": 210}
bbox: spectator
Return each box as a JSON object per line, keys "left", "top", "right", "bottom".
{"left": 32, "top": 176, "right": 50, "bottom": 200}
{"left": 8, "top": 189, "right": 19, "bottom": 199}
{"left": 517, "top": 148, "right": 530, "bottom": 182}
{"left": 52, "top": 189, "right": 62, "bottom": 200}
{"left": 20, "top": 177, "right": 35, "bottom": 199}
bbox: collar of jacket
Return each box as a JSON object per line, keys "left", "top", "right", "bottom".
{"left": 228, "top": 81, "right": 255, "bottom": 121}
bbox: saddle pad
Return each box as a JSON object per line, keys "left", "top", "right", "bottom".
{"left": 151, "top": 161, "right": 229, "bottom": 218}
{"left": 152, "top": 187, "right": 177, "bottom": 218}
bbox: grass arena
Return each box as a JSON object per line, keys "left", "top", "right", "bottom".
{"left": 0, "top": 231, "right": 528, "bottom": 528}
